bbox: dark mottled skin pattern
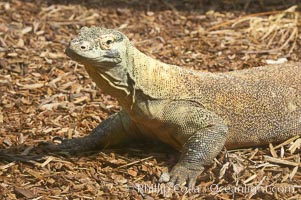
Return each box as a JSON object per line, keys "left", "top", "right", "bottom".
{"left": 45, "top": 27, "right": 301, "bottom": 188}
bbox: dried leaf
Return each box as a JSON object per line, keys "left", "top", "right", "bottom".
{"left": 288, "top": 138, "right": 301, "bottom": 154}
{"left": 14, "top": 187, "right": 35, "bottom": 199}
{"left": 127, "top": 169, "right": 138, "bottom": 177}
{"left": 219, "top": 162, "right": 229, "bottom": 179}
{"left": 269, "top": 143, "right": 278, "bottom": 158}
{"left": 18, "top": 83, "right": 44, "bottom": 90}
{"left": 264, "top": 156, "right": 300, "bottom": 167}
{"left": 21, "top": 26, "right": 32, "bottom": 35}
{"left": 0, "top": 113, "right": 3, "bottom": 123}
{"left": 289, "top": 166, "right": 298, "bottom": 180}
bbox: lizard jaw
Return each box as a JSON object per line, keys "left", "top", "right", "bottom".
{"left": 65, "top": 43, "right": 121, "bottom": 66}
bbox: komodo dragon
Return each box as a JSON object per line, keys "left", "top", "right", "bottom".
{"left": 44, "top": 26, "right": 301, "bottom": 187}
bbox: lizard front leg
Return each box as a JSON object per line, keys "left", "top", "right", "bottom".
{"left": 167, "top": 124, "right": 227, "bottom": 187}
{"left": 158, "top": 102, "right": 228, "bottom": 187}
{"left": 40, "top": 110, "right": 138, "bottom": 153}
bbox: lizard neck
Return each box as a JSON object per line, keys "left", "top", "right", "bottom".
{"left": 84, "top": 63, "right": 133, "bottom": 107}
{"left": 127, "top": 45, "right": 196, "bottom": 100}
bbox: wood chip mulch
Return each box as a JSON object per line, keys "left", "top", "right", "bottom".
{"left": 0, "top": 0, "right": 300, "bottom": 199}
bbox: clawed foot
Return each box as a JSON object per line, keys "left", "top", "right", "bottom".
{"left": 159, "top": 164, "right": 204, "bottom": 188}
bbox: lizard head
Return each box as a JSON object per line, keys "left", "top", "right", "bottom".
{"left": 66, "top": 26, "right": 128, "bottom": 67}
{"left": 66, "top": 26, "right": 135, "bottom": 100}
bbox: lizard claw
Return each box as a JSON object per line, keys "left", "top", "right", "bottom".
{"left": 159, "top": 164, "right": 204, "bottom": 188}
{"left": 36, "top": 137, "right": 79, "bottom": 153}
{"left": 36, "top": 136, "right": 101, "bottom": 154}
{"left": 36, "top": 141, "right": 66, "bottom": 152}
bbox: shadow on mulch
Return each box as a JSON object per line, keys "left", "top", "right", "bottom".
{"left": 0, "top": 138, "right": 179, "bottom": 168}
{"left": 24, "top": 0, "right": 301, "bottom": 13}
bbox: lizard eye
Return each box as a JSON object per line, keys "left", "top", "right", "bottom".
{"left": 106, "top": 39, "right": 113, "bottom": 45}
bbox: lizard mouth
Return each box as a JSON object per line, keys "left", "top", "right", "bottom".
{"left": 65, "top": 47, "right": 83, "bottom": 61}
{"left": 65, "top": 47, "right": 122, "bottom": 65}
{"left": 103, "top": 50, "right": 120, "bottom": 59}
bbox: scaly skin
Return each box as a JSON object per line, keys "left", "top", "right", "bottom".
{"left": 43, "top": 26, "right": 301, "bottom": 187}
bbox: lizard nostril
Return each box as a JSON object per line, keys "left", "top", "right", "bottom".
{"left": 79, "top": 41, "right": 90, "bottom": 50}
